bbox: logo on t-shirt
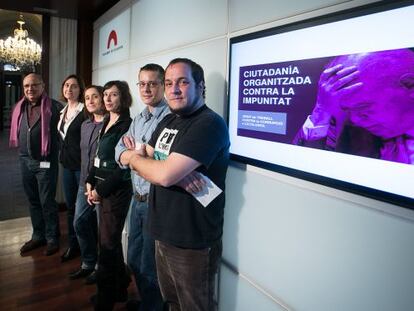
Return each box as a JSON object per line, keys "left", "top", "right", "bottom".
{"left": 154, "top": 128, "right": 178, "bottom": 160}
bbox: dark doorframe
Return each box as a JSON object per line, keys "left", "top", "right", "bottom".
{"left": 0, "top": 71, "right": 23, "bottom": 131}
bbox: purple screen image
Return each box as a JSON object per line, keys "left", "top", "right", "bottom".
{"left": 236, "top": 48, "right": 414, "bottom": 165}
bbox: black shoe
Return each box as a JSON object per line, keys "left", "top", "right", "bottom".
{"left": 20, "top": 239, "right": 46, "bottom": 255}
{"left": 90, "top": 293, "right": 115, "bottom": 311}
{"left": 61, "top": 247, "right": 80, "bottom": 262}
{"left": 89, "top": 293, "right": 97, "bottom": 306}
{"left": 69, "top": 267, "right": 94, "bottom": 280}
{"left": 85, "top": 270, "right": 97, "bottom": 285}
{"left": 125, "top": 299, "right": 141, "bottom": 311}
{"left": 89, "top": 288, "right": 128, "bottom": 305}
{"left": 116, "top": 287, "right": 128, "bottom": 303}
{"left": 44, "top": 242, "right": 59, "bottom": 256}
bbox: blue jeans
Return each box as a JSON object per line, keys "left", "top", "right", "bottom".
{"left": 74, "top": 185, "right": 98, "bottom": 270}
{"left": 19, "top": 155, "right": 59, "bottom": 244}
{"left": 127, "top": 197, "right": 163, "bottom": 310}
{"left": 62, "top": 168, "right": 80, "bottom": 248}
{"left": 155, "top": 239, "right": 222, "bottom": 311}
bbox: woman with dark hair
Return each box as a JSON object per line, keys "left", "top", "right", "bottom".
{"left": 68, "top": 85, "right": 106, "bottom": 282}
{"left": 57, "top": 74, "right": 86, "bottom": 262}
{"left": 85, "top": 80, "right": 132, "bottom": 310}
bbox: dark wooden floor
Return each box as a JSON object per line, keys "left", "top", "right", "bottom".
{"left": 0, "top": 130, "right": 139, "bottom": 309}
{"left": 0, "top": 213, "right": 139, "bottom": 310}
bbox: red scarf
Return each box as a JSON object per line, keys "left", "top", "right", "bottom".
{"left": 9, "top": 93, "right": 52, "bottom": 157}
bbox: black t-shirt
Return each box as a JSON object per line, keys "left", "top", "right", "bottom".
{"left": 148, "top": 105, "right": 230, "bottom": 248}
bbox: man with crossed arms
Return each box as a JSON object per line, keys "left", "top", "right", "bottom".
{"left": 116, "top": 63, "right": 170, "bottom": 310}
{"left": 120, "top": 58, "right": 230, "bottom": 311}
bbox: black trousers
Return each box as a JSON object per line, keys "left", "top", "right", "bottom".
{"left": 95, "top": 182, "right": 132, "bottom": 310}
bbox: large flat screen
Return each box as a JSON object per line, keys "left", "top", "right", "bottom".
{"left": 228, "top": 1, "right": 414, "bottom": 209}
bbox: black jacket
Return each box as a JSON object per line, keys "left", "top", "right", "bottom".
{"left": 58, "top": 109, "right": 86, "bottom": 170}
{"left": 86, "top": 112, "right": 132, "bottom": 198}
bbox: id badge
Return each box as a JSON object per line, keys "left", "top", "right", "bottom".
{"left": 39, "top": 161, "right": 50, "bottom": 169}
{"left": 94, "top": 157, "right": 100, "bottom": 168}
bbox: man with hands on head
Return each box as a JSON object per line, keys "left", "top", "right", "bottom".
{"left": 115, "top": 63, "right": 170, "bottom": 310}
{"left": 121, "top": 58, "right": 230, "bottom": 311}
{"left": 294, "top": 57, "right": 365, "bottom": 151}
{"left": 295, "top": 48, "right": 414, "bottom": 163}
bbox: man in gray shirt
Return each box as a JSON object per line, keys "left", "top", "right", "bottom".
{"left": 115, "top": 63, "right": 169, "bottom": 310}
{"left": 10, "top": 73, "right": 62, "bottom": 256}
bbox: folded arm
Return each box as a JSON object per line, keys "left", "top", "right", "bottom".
{"left": 129, "top": 144, "right": 201, "bottom": 188}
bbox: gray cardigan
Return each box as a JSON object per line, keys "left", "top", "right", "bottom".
{"left": 79, "top": 118, "right": 103, "bottom": 186}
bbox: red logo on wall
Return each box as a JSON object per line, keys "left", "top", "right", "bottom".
{"left": 107, "top": 30, "right": 118, "bottom": 49}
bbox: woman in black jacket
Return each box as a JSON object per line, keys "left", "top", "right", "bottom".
{"left": 57, "top": 74, "right": 86, "bottom": 262}
{"left": 86, "top": 80, "right": 132, "bottom": 310}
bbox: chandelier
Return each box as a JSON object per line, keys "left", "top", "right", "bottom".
{"left": 0, "top": 14, "right": 42, "bottom": 71}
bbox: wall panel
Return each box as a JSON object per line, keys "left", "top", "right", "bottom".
{"left": 130, "top": 0, "right": 227, "bottom": 58}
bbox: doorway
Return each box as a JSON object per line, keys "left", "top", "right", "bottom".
{"left": 0, "top": 71, "right": 23, "bottom": 131}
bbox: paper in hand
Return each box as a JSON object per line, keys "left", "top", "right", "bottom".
{"left": 192, "top": 174, "right": 222, "bottom": 208}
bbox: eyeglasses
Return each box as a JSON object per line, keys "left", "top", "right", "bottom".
{"left": 23, "top": 83, "right": 42, "bottom": 89}
{"left": 136, "top": 81, "right": 162, "bottom": 89}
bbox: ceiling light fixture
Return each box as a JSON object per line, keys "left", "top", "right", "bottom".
{"left": 0, "top": 14, "right": 42, "bottom": 71}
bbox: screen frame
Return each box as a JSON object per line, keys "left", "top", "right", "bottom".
{"left": 227, "top": 0, "right": 414, "bottom": 210}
